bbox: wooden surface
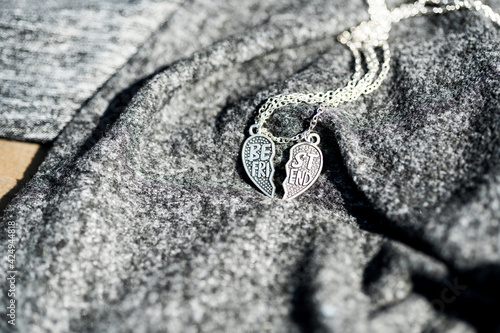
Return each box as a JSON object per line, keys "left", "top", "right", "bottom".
{"left": 0, "top": 139, "right": 46, "bottom": 212}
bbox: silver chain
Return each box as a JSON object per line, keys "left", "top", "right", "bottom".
{"left": 254, "top": 0, "right": 500, "bottom": 144}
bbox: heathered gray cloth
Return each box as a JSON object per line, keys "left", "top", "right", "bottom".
{"left": 1, "top": 0, "right": 500, "bottom": 332}
{"left": 0, "top": 0, "right": 181, "bottom": 142}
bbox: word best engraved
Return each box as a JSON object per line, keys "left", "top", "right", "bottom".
{"left": 242, "top": 134, "right": 276, "bottom": 198}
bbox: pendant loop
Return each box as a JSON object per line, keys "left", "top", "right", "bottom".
{"left": 305, "top": 132, "right": 320, "bottom": 145}
{"left": 249, "top": 124, "right": 259, "bottom": 136}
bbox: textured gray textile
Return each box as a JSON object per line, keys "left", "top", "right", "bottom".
{"left": 1, "top": 0, "right": 500, "bottom": 332}
{"left": 0, "top": 0, "right": 181, "bottom": 142}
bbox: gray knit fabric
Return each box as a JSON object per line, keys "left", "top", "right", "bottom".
{"left": 1, "top": 0, "right": 500, "bottom": 332}
{"left": 0, "top": 0, "right": 181, "bottom": 142}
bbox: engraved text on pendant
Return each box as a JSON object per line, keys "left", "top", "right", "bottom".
{"left": 283, "top": 142, "right": 323, "bottom": 200}
{"left": 241, "top": 134, "right": 276, "bottom": 198}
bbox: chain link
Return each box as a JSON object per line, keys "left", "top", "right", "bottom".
{"left": 254, "top": 0, "right": 499, "bottom": 143}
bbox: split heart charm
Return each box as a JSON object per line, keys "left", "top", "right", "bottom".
{"left": 242, "top": 128, "right": 322, "bottom": 200}
{"left": 241, "top": 133, "right": 276, "bottom": 198}
{"left": 282, "top": 136, "right": 323, "bottom": 200}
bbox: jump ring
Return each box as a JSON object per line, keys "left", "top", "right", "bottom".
{"left": 306, "top": 133, "right": 321, "bottom": 145}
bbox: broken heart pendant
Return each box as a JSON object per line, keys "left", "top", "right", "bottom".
{"left": 241, "top": 132, "right": 276, "bottom": 198}
{"left": 283, "top": 135, "right": 323, "bottom": 200}
{"left": 242, "top": 125, "right": 322, "bottom": 200}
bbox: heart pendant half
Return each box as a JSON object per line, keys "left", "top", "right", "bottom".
{"left": 241, "top": 134, "right": 276, "bottom": 198}
{"left": 283, "top": 141, "right": 323, "bottom": 200}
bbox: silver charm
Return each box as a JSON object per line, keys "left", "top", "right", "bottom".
{"left": 283, "top": 133, "right": 323, "bottom": 200}
{"left": 241, "top": 126, "right": 276, "bottom": 198}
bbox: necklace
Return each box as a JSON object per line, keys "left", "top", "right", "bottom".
{"left": 242, "top": 0, "right": 500, "bottom": 199}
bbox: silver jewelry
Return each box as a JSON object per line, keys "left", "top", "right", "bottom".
{"left": 242, "top": 128, "right": 276, "bottom": 198}
{"left": 283, "top": 133, "right": 323, "bottom": 200}
{"left": 242, "top": 0, "right": 499, "bottom": 199}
